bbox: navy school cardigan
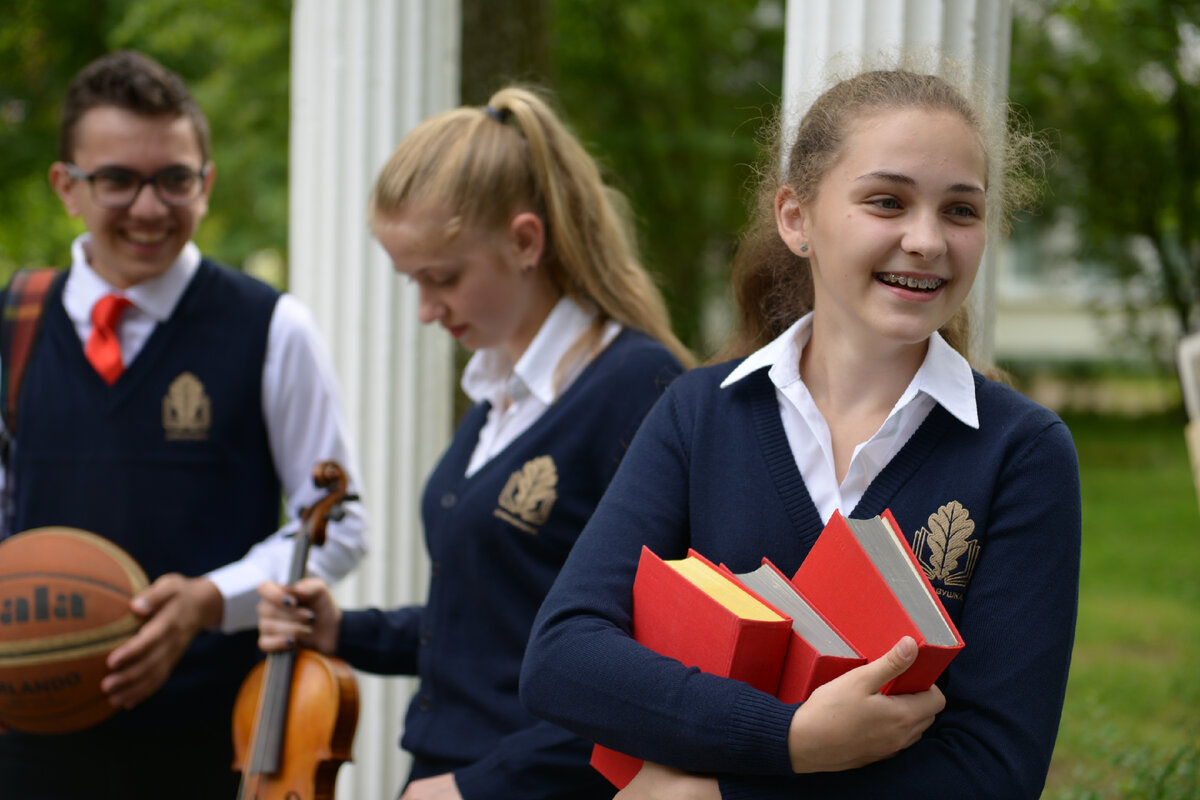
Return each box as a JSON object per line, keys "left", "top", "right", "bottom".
{"left": 336, "top": 328, "right": 683, "bottom": 798}
{"left": 521, "top": 360, "right": 1082, "bottom": 800}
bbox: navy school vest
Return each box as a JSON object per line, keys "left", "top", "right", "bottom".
{"left": 11, "top": 259, "right": 282, "bottom": 730}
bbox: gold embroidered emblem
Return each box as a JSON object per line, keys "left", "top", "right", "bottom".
{"left": 162, "top": 372, "right": 211, "bottom": 441}
{"left": 912, "top": 501, "right": 979, "bottom": 599}
{"left": 494, "top": 455, "right": 558, "bottom": 534}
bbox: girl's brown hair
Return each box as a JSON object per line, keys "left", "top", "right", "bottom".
{"left": 722, "top": 66, "right": 1045, "bottom": 364}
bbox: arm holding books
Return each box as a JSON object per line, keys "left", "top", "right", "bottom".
{"left": 522, "top": 381, "right": 944, "bottom": 782}
{"left": 786, "top": 636, "right": 943, "bottom": 773}
{"left": 713, "top": 416, "right": 1081, "bottom": 800}
{"left": 522, "top": 367, "right": 1082, "bottom": 798}
{"left": 610, "top": 638, "right": 938, "bottom": 800}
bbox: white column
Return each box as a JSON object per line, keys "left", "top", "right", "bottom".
{"left": 783, "top": 0, "right": 1014, "bottom": 365}
{"left": 289, "top": 2, "right": 459, "bottom": 798}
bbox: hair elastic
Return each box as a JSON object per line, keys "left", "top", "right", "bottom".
{"left": 484, "top": 105, "right": 509, "bottom": 123}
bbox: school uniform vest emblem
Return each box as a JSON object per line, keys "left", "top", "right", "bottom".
{"left": 162, "top": 371, "right": 211, "bottom": 441}
{"left": 912, "top": 500, "right": 980, "bottom": 601}
{"left": 494, "top": 455, "right": 558, "bottom": 534}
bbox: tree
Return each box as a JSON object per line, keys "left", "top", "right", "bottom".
{"left": 547, "top": 1, "right": 785, "bottom": 354}
{"left": 0, "top": 1, "right": 116, "bottom": 273}
{"left": 1, "top": 0, "right": 786, "bottom": 356}
{"left": 1009, "top": 0, "right": 1200, "bottom": 348}
{"left": 0, "top": 0, "right": 291, "bottom": 282}
{"left": 461, "top": 0, "right": 549, "bottom": 106}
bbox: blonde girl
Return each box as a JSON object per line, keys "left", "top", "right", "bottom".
{"left": 258, "top": 86, "right": 690, "bottom": 800}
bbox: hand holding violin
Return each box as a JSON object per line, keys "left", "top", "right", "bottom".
{"left": 257, "top": 578, "right": 341, "bottom": 656}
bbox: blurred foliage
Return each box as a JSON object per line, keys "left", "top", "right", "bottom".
{"left": 1010, "top": 0, "right": 1200, "bottom": 345}
{"left": 0, "top": 0, "right": 290, "bottom": 279}
{"left": 0, "top": 0, "right": 782, "bottom": 358}
{"left": 4, "top": 6, "right": 1199, "bottom": 797}
{"left": 13, "top": 0, "right": 1196, "bottom": 357}
{"left": 544, "top": 2, "right": 785, "bottom": 354}
{"left": 461, "top": 0, "right": 549, "bottom": 106}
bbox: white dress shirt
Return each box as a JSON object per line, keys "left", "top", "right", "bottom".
{"left": 461, "top": 295, "right": 621, "bottom": 477}
{"left": 721, "top": 312, "right": 980, "bottom": 524}
{"left": 1, "top": 234, "right": 369, "bottom": 632}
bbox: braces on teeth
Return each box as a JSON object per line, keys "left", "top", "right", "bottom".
{"left": 879, "top": 273, "right": 942, "bottom": 290}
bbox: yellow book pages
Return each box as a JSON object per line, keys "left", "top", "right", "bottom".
{"left": 669, "top": 557, "right": 784, "bottom": 622}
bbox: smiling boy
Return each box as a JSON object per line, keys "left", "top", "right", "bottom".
{"left": 0, "top": 50, "right": 368, "bottom": 800}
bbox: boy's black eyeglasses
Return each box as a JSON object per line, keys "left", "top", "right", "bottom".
{"left": 64, "top": 163, "right": 210, "bottom": 209}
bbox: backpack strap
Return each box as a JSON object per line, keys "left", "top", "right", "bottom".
{"left": 1, "top": 267, "right": 62, "bottom": 436}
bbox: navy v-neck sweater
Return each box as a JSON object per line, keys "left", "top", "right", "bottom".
{"left": 336, "top": 329, "right": 682, "bottom": 798}
{"left": 522, "top": 360, "right": 1081, "bottom": 800}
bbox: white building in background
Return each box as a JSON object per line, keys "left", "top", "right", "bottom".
{"left": 991, "top": 223, "right": 1182, "bottom": 414}
{"left": 993, "top": 235, "right": 1178, "bottom": 367}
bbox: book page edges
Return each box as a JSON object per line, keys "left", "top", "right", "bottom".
{"left": 878, "top": 510, "right": 964, "bottom": 649}
{"left": 791, "top": 511, "right": 963, "bottom": 676}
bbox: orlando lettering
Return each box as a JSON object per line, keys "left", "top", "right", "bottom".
{"left": 0, "top": 672, "right": 82, "bottom": 695}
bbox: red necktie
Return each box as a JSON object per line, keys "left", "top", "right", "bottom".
{"left": 86, "top": 294, "right": 132, "bottom": 385}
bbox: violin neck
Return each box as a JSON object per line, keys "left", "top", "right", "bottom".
{"left": 244, "top": 530, "right": 311, "bottom": 777}
{"left": 286, "top": 530, "right": 312, "bottom": 585}
{"left": 245, "top": 648, "right": 298, "bottom": 774}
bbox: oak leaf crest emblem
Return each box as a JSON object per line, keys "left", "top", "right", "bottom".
{"left": 912, "top": 501, "right": 979, "bottom": 590}
{"left": 494, "top": 455, "right": 558, "bottom": 534}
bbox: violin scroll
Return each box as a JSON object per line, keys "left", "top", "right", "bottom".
{"left": 300, "top": 461, "right": 358, "bottom": 548}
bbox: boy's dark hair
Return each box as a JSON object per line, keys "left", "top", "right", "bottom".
{"left": 58, "top": 50, "right": 211, "bottom": 163}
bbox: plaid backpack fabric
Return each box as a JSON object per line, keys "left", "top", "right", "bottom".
{"left": 1, "top": 268, "right": 62, "bottom": 437}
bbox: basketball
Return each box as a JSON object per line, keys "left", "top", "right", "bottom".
{"left": 0, "top": 527, "right": 148, "bottom": 734}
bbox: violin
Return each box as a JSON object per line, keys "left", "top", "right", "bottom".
{"left": 232, "top": 461, "right": 360, "bottom": 800}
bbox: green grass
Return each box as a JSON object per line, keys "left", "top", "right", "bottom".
{"left": 1042, "top": 411, "right": 1200, "bottom": 799}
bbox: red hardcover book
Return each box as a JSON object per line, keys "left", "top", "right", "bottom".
{"left": 592, "top": 511, "right": 964, "bottom": 787}
{"left": 723, "top": 559, "right": 867, "bottom": 703}
{"left": 791, "top": 509, "right": 964, "bottom": 695}
{"left": 590, "top": 546, "right": 793, "bottom": 789}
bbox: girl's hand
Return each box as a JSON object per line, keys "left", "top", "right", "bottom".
{"left": 617, "top": 762, "right": 721, "bottom": 800}
{"left": 399, "top": 772, "right": 462, "bottom": 800}
{"left": 255, "top": 577, "right": 341, "bottom": 655}
{"left": 788, "top": 636, "right": 945, "bottom": 773}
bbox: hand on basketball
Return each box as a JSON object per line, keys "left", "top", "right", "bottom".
{"left": 617, "top": 763, "right": 721, "bottom": 799}
{"left": 787, "top": 636, "right": 944, "bottom": 773}
{"left": 256, "top": 577, "right": 340, "bottom": 656}
{"left": 101, "top": 574, "right": 223, "bottom": 710}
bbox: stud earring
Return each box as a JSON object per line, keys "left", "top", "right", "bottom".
{"left": 799, "top": 244, "right": 809, "bottom": 253}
